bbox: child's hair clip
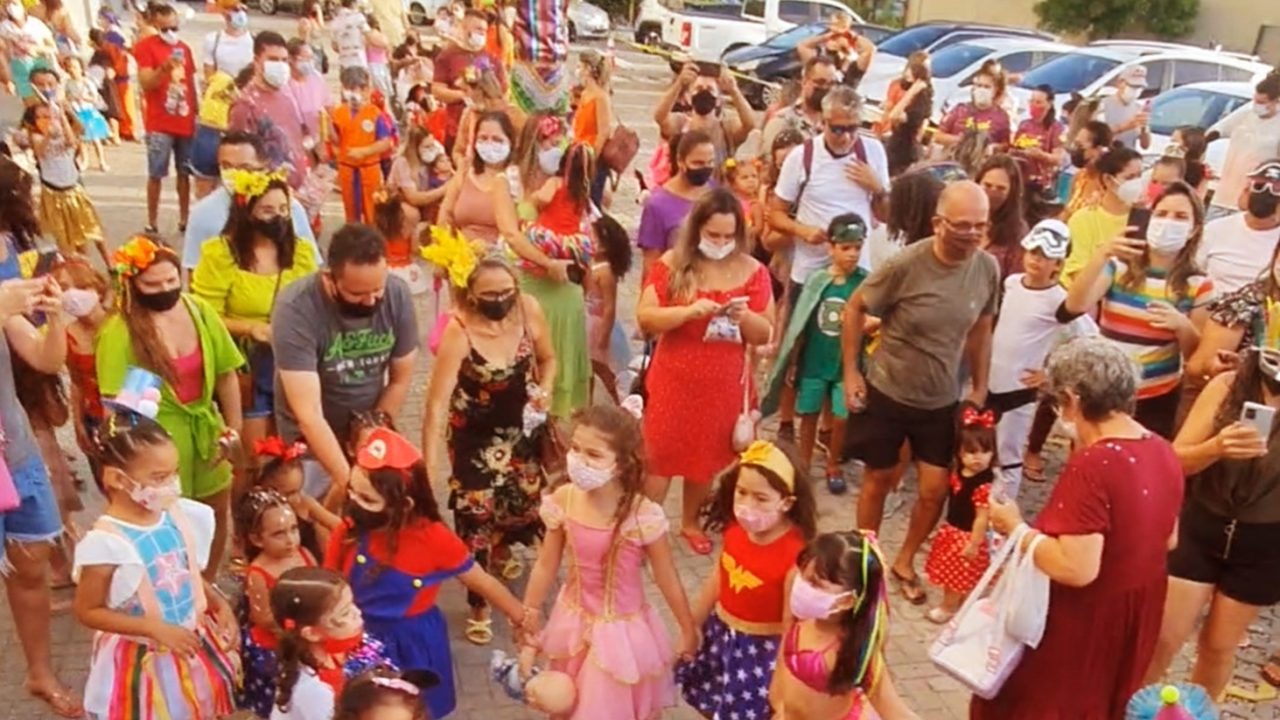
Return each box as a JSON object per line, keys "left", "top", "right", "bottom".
{"left": 281, "top": 618, "right": 296, "bottom": 630}
{"left": 723, "top": 157, "right": 737, "bottom": 171}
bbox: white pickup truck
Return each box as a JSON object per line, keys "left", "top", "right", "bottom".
{"left": 635, "top": 0, "right": 862, "bottom": 59}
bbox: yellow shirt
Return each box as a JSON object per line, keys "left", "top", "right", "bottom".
{"left": 191, "top": 236, "right": 318, "bottom": 323}
{"left": 198, "top": 71, "right": 237, "bottom": 130}
{"left": 1063, "top": 205, "right": 1128, "bottom": 285}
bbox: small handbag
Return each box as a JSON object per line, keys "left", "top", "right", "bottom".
{"left": 526, "top": 324, "right": 568, "bottom": 486}
{"left": 731, "top": 347, "right": 757, "bottom": 452}
{"left": 600, "top": 124, "right": 640, "bottom": 188}
{"left": 929, "top": 524, "right": 1045, "bottom": 699}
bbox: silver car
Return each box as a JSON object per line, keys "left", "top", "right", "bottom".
{"left": 569, "top": 0, "right": 610, "bottom": 41}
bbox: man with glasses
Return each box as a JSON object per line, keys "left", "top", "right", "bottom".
{"left": 840, "top": 180, "right": 1000, "bottom": 606}
{"left": 272, "top": 224, "right": 419, "bottom": 506}
{"left": 762, "top": 55, "right": 837, "bottom": 152}
{"left": 1196, "top": 159, "right": 1280, "bottom": 294}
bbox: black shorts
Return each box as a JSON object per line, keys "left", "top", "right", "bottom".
{"left": 1135, "top": 389, "right": 1180, "bottom": 440}
{"left": 845, "top": 383, "right": 956, "bottom": 470}
{"left": 1168, "top": 500, "right": 1280, "bottom": 606}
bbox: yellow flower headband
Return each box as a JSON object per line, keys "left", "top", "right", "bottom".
{"left": 225, "top": 168, "right": 288, "bottom": 205}
{"left": 738, "top": 440, "right": 795, "bottom": 490}
{"left": 420, "top": 225, "right": 481, "bottom": 288}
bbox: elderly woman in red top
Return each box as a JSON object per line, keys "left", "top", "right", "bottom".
{"left": 974, "top": 336, "right": 1183, "bottom": 719}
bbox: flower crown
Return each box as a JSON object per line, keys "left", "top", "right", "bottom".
{"left": 112, "top": 235, "right": 172, "bottom": 279}
{"left": 1263, "top": 298, "right": 1280, "bottom": 351}
{"left": 420, "top": 225, "right": 481, "bottom": 288}
{"left": 225, "top": 168, "right": 288, "bottom": 205}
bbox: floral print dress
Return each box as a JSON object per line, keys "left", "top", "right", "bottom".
{"left": 446, "top": 317, "right": 544, "bottom": 608}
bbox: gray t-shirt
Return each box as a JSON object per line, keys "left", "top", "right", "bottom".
{"left": 861, "top": 239, "right": 1000, "bottom": 409}
{"left": 271, "top": 273, "right": 419, "bottom": 442}
{"left": 1101, "top": 95, "right": 1142, "bottom": 149}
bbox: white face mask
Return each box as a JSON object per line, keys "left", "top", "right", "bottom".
{"left": 62, "top": 287, "right": 100, "bottom": 318}
{"left": 1145, "top": 216, "right": 1192, "bottom": 254}
{"left": 699, "top": 237, "right": 735, "bottom": 260}
{"left": 229, "top": 9, "right": 248, "bottom": 29}
{"left": 468, "top": 31, "right": 486, "bottom": 51}
{"left": 566, "top": 451, "right": 614, "bottom": 491}
{"left": 294, "top": 60, "right": 315, "bottom": 76}
{"left": 159, "top": 28, "right": 179, "bottom": 45}
{"left": 262, "top": 59, "right": 290, "bottom": 88}
{"left": 1115, "top": 176, "right": 1145, "bottom": 206}
{"left": 537, "top": 146, "right": 563, "bottom": 175}
{"left": 126, "top": 473, "right": 182, "bottom": 512}
{"left": 475, "top": 139, "right": 510, "bottom": 165}
{"left": 342, "top": 89, "right": 363, "bottom": 106}
{"left": 502, "top": 6, "right": 515, "bottom": 26}
{"left": 419, "top": 143, "right": 440, "bottom": 164}
{"left": 972, "top": 87, "right": 994, "bottom": 108}
{"left": 1257, "top": 102, "right": 1278, "bottom": 119}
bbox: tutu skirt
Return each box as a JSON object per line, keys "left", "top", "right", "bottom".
{"left": 84, "top": 619, "right": 239, "bottom": 720}
{"left": 366, "top": 607, "right": 455, "bottom": 719}
{"left": 37, "top": 183, "right": 103, "bottom": 256}
{"left": 925, "top": 522, "right": 992, "bottom": 595}
{"left": 541, "top": 597, "right": 676, "bottom": 720}
{"left": 677, "top": 611, "right": 779, "bottom": 719}
{"left": 74, "top": 106, "right": 111, "bottom": 142}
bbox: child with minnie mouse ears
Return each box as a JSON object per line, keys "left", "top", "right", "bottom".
{"left": 324, "top": 426, "right": 532, "bottom": 719}
{"left": 922, "top": 406, "right": 998, "bottom": 624}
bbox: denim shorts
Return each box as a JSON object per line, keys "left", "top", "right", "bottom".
{"left": 244, "top": 346, "right": 276, "bottom": 420}
{"left": 188, "top": 124, "right": 222, "bottom": 178}
{"left": 0, "top": 460, "right": 64, "bottom": 571}
{"left": 146, "top": 131, "right": 194, "bottom": 179}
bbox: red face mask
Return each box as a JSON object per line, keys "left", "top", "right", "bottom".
{"left": 1029, "top": 104, "right": 1048, "bottom": 121}
{"left": 321, "top": 631, "right": 364, "bottom": 656}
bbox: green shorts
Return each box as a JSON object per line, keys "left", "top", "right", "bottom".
{"left": 795, "top": 376, "right": 847, "bottom": 419}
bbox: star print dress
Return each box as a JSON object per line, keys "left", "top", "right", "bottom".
{"left": 72, "top": 499, "right": 240, "bottom": 720}
{"left": 677, "top": 522, "right": 807, "bottom": 719}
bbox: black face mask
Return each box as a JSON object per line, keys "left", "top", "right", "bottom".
{"left": 134, "top": 287, "right": 182, "bottom": 312}
{"left": 475, "top": 293, "right": 517, "bottom": 321}
{"left": 251, "top": 216, "right": 290, "bottom": 241}
{"left": 685, "top": 166, "right": 714, "bottom": 186}
{"left": 690, "top": 89, "right": 717, "bottom": 116}
{"left": 345, "top": 501, "right": 389, "bottom": 531}
{"left": 1248, "top": 191, "right": 1279, "bottom": 220}
{"left": 1069, "top": 147, "right": 1089, "bottom": 169}
{"left": 805, "top": 86, "right": 829, "bottom": 112}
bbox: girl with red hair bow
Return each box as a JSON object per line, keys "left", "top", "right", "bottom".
{"left": 922, "top": 406, "right": 997, "bottom": 623}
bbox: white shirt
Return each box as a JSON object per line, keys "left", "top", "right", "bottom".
{"left": 772, "top": 135, "right": 888, "bottom": 283}
{"left": 330, "top": 9, "right": 370, "bottom": 69}
{"left": 1195, "top": 212, "right": 1280, "bottom": 294}
{"left": 1214, "top": 109, "right": 1280, "bottom": 209}
{"left": 201, "top": 29, "right": 254, "bottom": 78}
{"left": 989, "top": 275, "right": 1096, "bottom": 394}
{"left": 269, "top": 667, "right": 334, "bottom": 720}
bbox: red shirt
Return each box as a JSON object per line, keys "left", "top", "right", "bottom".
{"left": 133, "top": 35, "right": 197, "bottom": 137}
{"left": 1012, "top": 118, "right": 1065, "bottom": 187}
{"left": 324, "top": 518, "right": 472, "bottom": 616}
{"left": 941, "top": 103, "right": 1011, "bottom": 145}
{"left": 718, "top": 523, "right": 807, "bottom": 631}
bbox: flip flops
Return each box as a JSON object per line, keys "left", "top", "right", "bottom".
{"left": 464, "top": 618, "right": 494, "bottom": 646}
{"left": 891, "top": 567, "right": 928, "bottom": 605}
{"left": 680, "top": 529, "right": 713, "bottom": 556}
{"left": 25, "top": 681, "right": 83, "bottom": 718}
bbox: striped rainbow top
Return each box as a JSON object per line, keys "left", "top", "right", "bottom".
{"left": 1098, "top": 260, "right": 1214, "bottom": 399}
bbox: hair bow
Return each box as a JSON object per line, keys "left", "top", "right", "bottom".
{"left": 357, "top": 427, "right": 422, "bottom": 472}
{"left": 281, "top": 618, "right": 297, "bottom": 630}
{"left": 738, "top": 440, "right": 795, "bottom": 490}
{"left": 254, "top": 437, "right": 308, "bottom": 461}
{"left": 961, "top": 407, "right": 996, "bottom": 428}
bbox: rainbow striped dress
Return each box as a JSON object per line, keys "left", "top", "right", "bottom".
{"left": 510, "top": 0, "right": 570, "bottom": 114}
{"left": 75, "top": 499, "right": 240, "bottom": 719}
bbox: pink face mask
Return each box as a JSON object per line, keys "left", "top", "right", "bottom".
{"left": 127, "top": 473, "right": 182, "bottom": 511}
{"left": 789, "top": 574, "right": 851, "bottom": 621}
{"left": 734, "top": 503, "right": 782, "bottom": 534}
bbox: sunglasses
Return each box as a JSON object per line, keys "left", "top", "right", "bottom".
{"left": 827, "top": 123, "right": 858, "bottom": 136}
{"left": 1249, "top": 172, "right": 1280, "bottom": 197}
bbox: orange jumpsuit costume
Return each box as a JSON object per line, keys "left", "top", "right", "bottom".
{"left": 330, "top": 102, "right": 394, "bottom": 224}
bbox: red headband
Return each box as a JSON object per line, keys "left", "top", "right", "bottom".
{"left": 254, "top": 437, "right": 308, "bottom": 462}
{"left": 961, "top": 407, "right": 995, "bottom": 429}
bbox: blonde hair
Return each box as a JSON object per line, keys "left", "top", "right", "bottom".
{"left": 666, "top": 188, "right": 748, "bottom": 301}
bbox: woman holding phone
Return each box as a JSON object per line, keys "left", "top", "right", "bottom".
{"left": 1064, "top": 181, "right": 1213, "bottom": 439}
{"left": 1145, "top": 331, "right": 1280, "bottom": 700}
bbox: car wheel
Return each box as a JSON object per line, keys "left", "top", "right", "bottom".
{"left": 635, "top": 22, "right": 660, "bottom": 46}
{"left": 259, "top": 0, "right": 277, "bottom": 14}
{"left": 721, "top": 43, "right": 748, "bottom": 57}
{"left": 407, "top": 1, "right": 427, "bottom": 25}
{"left": 569, "top": 20, "right": 577, "bottom": 41}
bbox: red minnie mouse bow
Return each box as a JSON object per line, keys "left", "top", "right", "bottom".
{"left": 254, "top": 437, "right": 308, "bottom": 461}
{"left": 961, "top": 407, "right": 996, "bottom": 429}
{"left": 357, "top": 427, "right": 422, "bottom": 471}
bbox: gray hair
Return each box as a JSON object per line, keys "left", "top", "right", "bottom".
{"left": 821, "top": 85, "right": 861, "bottom": 116}
{"left": 1044, "top": 336, "right": 1140, "bottom": 421}
{"left": 340, "top": 66, "right": 369, "bottom": 89}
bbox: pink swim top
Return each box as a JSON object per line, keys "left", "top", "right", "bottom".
{"left": 784, "top": 623, "right": 839, "bottom": 693}
{"left": 172, "top": 346, "right": 204, "bottom": 404}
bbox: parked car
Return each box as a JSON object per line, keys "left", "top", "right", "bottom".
{"left": 722, "top": 20, "right": 894, "bottom": 108}
{"left": 1143, "top": 81, "right": 1253, "bottom": 181}
{"left": 862, "top": 37, "right": 1071, "bottom": 120}
{"left": 1006, "top": 43, "right": 1271, "bottom": 115}
{"left": 859, "top": 21, "right": 1057, "bottom": 99}
{"left": 568, "top": 0, "right": 611, "bottom": 40}
{"left": 258, "top": 0, "right": 336, "bottom": 16}
{"left": 634, "top": 0, "right": 863, "bottom": 60}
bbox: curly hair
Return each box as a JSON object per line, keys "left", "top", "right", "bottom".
{"left": 886, "top": 169, "right": 945, "bottom": 245}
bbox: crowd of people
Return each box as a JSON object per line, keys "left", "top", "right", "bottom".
{"left": 0, "top": 0, "right": 1277, "bottom": 718}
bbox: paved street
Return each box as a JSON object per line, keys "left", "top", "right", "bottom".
{"left": 0, "top": 6, "right": 1277, "bottom": 718}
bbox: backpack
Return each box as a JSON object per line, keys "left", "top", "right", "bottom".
{"left": 790, "top": 135, "right": 868, "bottom": 216}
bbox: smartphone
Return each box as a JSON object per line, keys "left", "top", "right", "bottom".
{"left": 1125, "top": 206, "right": 1152, "bottom": 241}
{"left": 695, "top": 60, "right": 721, "bottom": 77}
{"left": 172, "top": 46, "right": 185, "bottom": 61}
{"left": 566, "top": 263, "right": 585, "bottom": 285}
{"left": 32, "top": 249, "right": 58, "bottom": 278}
{"left": 1241, "top": 401, "right": 1276, "bottom": 440}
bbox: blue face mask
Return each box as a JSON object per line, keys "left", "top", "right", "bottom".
{"left": 229, "top": 10, "right": 248, "bottom": 29}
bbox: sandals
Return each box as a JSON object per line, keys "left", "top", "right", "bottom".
{"left": 464, "top": 618, "right": 494, "bottom": 646}
{"left": 1023, "top": 453, "right": 1047, "bottom": 483}
{"left": 680, "top": 529, "right": 713, "bottom": 556}
{"left": 500, "top": 555, "right": 524, "bottom": 581}
{"left": 925, "top": 607, "right": 955, "bottom": 624}
{"left": 25, "top": 681, "right": 83, "bottom": 718}
{"left": 890, "top": 567, "right": 928, "bottom": 605}
{"left": 1262, "top": 650, "right": 1280, "bottom": 688}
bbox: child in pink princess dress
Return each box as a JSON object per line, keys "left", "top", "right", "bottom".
{"left": 522, "top": 402, "right": 699, "bottom": 719}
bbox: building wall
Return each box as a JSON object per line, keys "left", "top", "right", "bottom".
{"left": 903, "top": 0, "right": 1279, "bottom": 58}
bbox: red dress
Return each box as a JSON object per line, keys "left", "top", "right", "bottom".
{"left": 970, "top": 435, "right": 1183, "bottom": 720}
{"left": 925, "top": 471, "right": 992, "bottom": 594}
{"left": 642, "top": 260, "right": 773, "bottom": 483}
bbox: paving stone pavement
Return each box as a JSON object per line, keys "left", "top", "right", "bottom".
{"left": 0, "top": 7, "right": 1277, "bottom": 719}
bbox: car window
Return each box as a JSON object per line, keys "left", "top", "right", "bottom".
{"left": 1172, "top": 60, "right": 1224, "bottom": 87}
{"left": 931, "top": 32, "right": 986, "bottom": 51}
{"left": 778, "top": 0, "right": 820, "bottom": 24}
{"left": 742, "top": 0, "right": 763, "bottom": 17}
{"left": 1018, "top": 53, "right": 1121, "bottom": 94}
{"left": 1220, "top": 66, "right": 1258, "bottom": 83}
{"left": 877, "top": 25, "right": 949, "bottom": 57}
{"left": 762, "top": 23, "right": 825, "bottom": 48}
{"left": 1147, "top": 88, "right": 1220, "bottom": 135}
{"left": 996, "top": 51, "right": 1038, "bottom": 74}
{"left": 816, "top": 3, "right": 846, "bottom": 21}
{"left": 929, "top": 43, "right": 995, "bottom": 78}
{"left": 1138, "top": 60, "right": 1171, "bottom": 97}
{"left": 858, "top": 25, "right": 893, "bottom": 44}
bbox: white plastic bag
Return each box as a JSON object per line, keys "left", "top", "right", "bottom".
{"left": 1005, "top": 530, "right": 1050, "bottom": 648}
{"left": 929, "top": 525, "right": 1045, "bottom": 699}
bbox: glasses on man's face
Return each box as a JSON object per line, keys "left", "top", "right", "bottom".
{"left": 1248, "top": 171, "right": 1280, "bottom": 197}
{"left": 826, "top": 123, "right": 858, "bottom": 136}
{"left": 939, "top": 217, "right": 989, "bottom": 236}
